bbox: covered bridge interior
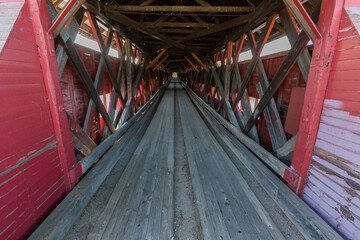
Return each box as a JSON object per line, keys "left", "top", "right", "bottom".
{"left": 0, "top": 0, "right": 359, "bottom": 239}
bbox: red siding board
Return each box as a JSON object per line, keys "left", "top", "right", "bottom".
{"left": 0, "top": 1, "right": 77, "bottom": 239}
{"left": 325, "top": 89, "right": 360, "bottom": 102}
{"left": 303, "top": 5, "right": 360, "bottom": 239}
{"left": 0, "top": 48, "right": 39, "bottom": 63}
{"left": 5, "top": 37, "right": 37, "bottom": 53}
{"left": 329, "top": 69, "right": 360, "bottom": 81}
{"left": 8, "top": 27, "right": 35, "bottom": 42}
{"left": 0, "top": 59, "right": 41, "bottom": 73}
{"left": 331, "top": 58, "right": 360, "bottom": 71}
{"left": 327, "top": 80, "right": 360, "bottom": 90}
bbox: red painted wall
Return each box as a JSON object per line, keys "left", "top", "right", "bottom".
{"left": 0, "top": 1, "right": 76, "bottom": 239}
{"left": 303, "top": 5, "right": 360, "bottom": 239}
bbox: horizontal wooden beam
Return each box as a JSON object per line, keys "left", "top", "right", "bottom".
{"left": 83, "top": 2, "right": 147, "bottom": 54}
{"left": 105, "top": 11, "right": 199, "bottom": 54}
{"left": 144, "top": 22, "right": 215, "bottom": 28}
{"left": 106, "top": 5, "right": 255, "bottom": 13}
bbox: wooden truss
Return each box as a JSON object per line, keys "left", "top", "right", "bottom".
{"left": 180, "top": 0, "right": 322, "bottom": 195}
{"left": 47, "top": 1, "right": 170, "bottom": 176}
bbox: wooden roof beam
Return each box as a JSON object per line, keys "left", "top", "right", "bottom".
{"left": 190, "top": 52, "right": 208, "bottom": 72}
{"left": 105, "top": 5, "right": 256, "bottom": 13}
{"left": 105, "top": 11, "right": 200, "bottom": 54}
{"left": 143, "top": 22, "right": 215, "bottom": 28}
{"left": 146, "top": 48, "right": 168, "bottom": 70}
{"left": 195, "top": 0, "right": 211, "bottom": 6}
{"left": 184, "top": 56, "right": 199, "bottom": 73}
{"left": 154, "top": 55, "right": 169, "bottom": 70}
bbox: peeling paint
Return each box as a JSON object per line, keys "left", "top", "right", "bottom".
{"left": 0, "top": 140, "right": 57, "bottom": 177}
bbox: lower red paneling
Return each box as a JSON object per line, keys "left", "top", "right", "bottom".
{"left": 0, "top": 1, "right": 76, "bottom": 239}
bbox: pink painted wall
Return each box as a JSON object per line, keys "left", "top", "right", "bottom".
{"left": 0, "top": 1, "right": 77, "bottom": 239}
{"left": 302, "top": 2, "right": 360, "bottom": 239}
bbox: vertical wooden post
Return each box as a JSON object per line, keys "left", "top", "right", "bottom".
{"left": 289, "top": 0, "right": 344, "bottom": 195}
{"left": 126, "top": 38, "right": 133, "bottom": 101}
{"left": 29, "top": 0, "right": 78, "bottom": 191}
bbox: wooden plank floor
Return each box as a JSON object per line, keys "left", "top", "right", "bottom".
{"left": 65, "top": 80, "right": 319, "bottom": 239}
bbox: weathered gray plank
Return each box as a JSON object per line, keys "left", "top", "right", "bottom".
{"left": 184, "top": 81, "right": 342, "bottom": 240}
{"left": 29, "top": 86, "right": 164, "bottom": 240}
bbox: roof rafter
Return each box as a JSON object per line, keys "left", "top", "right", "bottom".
{"left": 105, "top": 5, "right": 256, "bottom": 13}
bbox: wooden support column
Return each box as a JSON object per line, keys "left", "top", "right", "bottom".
{"left": 232, "top": 14, "right": 277, "bottom": 111}
{"left": 291, "top": 0, "right": 343, "bottom": 195}
{"left": 126, "top": 38, "right": 133, "bottom": 101}
{"left": 224, "top": 41, "right": 233, "bottom": 102}
{"left": 115, "top": 34, "right": 126, "bottom": 99}
{"left": 280, "top": 8, "right": 311, "bottom": 82}
{"left": 248, "top": 32, "right": 287, "bottom": 150}
{"left": 32, "top": 0, "right": 78, "bottom": 190}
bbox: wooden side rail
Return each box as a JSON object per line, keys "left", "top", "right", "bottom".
{"left": 29, "top": 83, "right": 168, "bottom": 240}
